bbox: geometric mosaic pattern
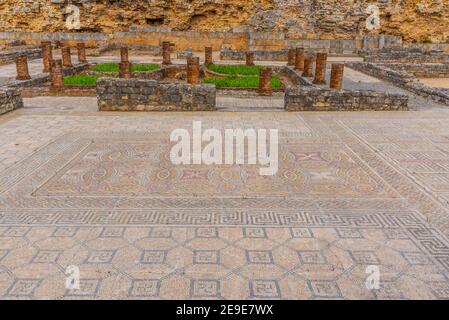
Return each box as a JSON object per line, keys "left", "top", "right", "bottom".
{"left": 0, "top": 104, "right": 449, "bottom": 299}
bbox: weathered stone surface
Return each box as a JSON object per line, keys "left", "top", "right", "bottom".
{"left": 187, "top": 57, "right": 200, "bottom": 85}
{"left": 15, "top": 55, "right": 31, "bottom": 81}
{"left": 361, "top": 47, "right": 449, "bottom": 64}
{"left": 221, "top": 48, "right": 289, "bottom": 61}
{"left": 205, "top": 47, "right": 213, "bottom": 65}
{"left": 330, "top": 63, "right": 345, "bottom": 91}
{"left": 119, "top": 61, "right": 132, "bottom": 79}
{"left": 258, "top": 67, "right": 272, "bottom": 96}
{"left": 313, "top": 52, "right": 327, "bottom": 85}
{"left": 347, "top": 62, "right": 449, "bottom": 105}
{"left": 77, "top": 42, "right": 87, "bottom": 64}
{"left": 61, "top": 45, "right": 73, "bottom": 68}
{"left": 41, "top": 41, "right": 53, "bottom": 73}
{"left": 97, "top": 78, "right": 216, "bottom": 111}
{"left": 0, "top": 48, "right": 42, "bottom": 66}
{"left": 0, "top": 1, "right": 447, "bottom": 43}
{"left": 285, "top": 86, "right": 409, "bottom": 111}
{"left": 50, "top": 59, "right": 64, "bottom": 89}
{"left": 0, "top": 87, "right": 23, "bottom": 115}
{"left": 246, "top": 52, "right": 255, "bottom": 66}
{"left": 383, "top": 63, "right": 449, "bottom": 78}
{"left": 303, "top": 55, "right": 315, "bottom": 77}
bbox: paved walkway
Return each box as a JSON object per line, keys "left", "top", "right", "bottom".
{"left": 1, "top": 52, "right": 449, "bottom": 299}
{"left": 0, "top": 94, "right": 448, "bottom": 299}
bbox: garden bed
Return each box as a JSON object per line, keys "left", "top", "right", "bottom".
{"left": 64, "top": 74, "right": 115, "bottom": 86}
{"left": 91, "top": 62, "right": 160, "bottom": 72}
{"left": 203, "top": 64, "right": 285, "bottom": 90}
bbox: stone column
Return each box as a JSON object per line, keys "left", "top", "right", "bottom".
{"left": 294, "top": 48, "right": 304, "bottom": 71}
{"left": 120, "top": 47, "right": 129, "bottom": 63}
{"left": 119, "top": 62, "right": 132, "bottom": 79}
{"left": 246, "top": 52, "right": 255, "bottom": 66}
{"left": 50, "top": 59, "right": 64, "bottom": 89}
{"left": 330, "top": 63, "right": 345, "bottom": 90}
{"left": 303, "top": 55, "right": 314, "bottom": 77}
{"left": 187, "top": 57, "right": 200, "bottom": 85}
{"left": 15, "top": 55, "right": 31, "bottom": 81}
{"left": 205, "top": 47, "right": 213, "bottom": 65}
{"left": 77, "top": 42, "right": 87, "bottom": 64}
{"left": 162, "top": 41, "right": 172, "bottom": 65}
{"left": 258, "top": 68, "right": 272, "bottom": 96}
{"left": 288, "top": 49, "right": 295, "bottom": 66}
{"left": 61, "top": 45, "right": 73, "bottom": 68}
{"left": 41, "top": 41, "right": 53, "bottom": 73}
{"left": 313, "top": 52, "right": 327, "bottom": 84}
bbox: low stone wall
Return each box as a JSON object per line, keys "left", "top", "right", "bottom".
{"left": 0, "top": 88, "right": 23, "bottom": 115}
{"left": 0, "top": 48, "right": 42, "bottom": 65}
{"left": 20, "top": 85, "right": 97, "bottom": 98}
{"left": 220, "top": 46, "right": 355, "bottom": 61}
{"left": 382, "top": 63, "right": 449, "bottom": 78}
{"left": 361, "top": 47, "right": 449, "bottom": 64}
{"left": 220, "top": 48, "right": 289, "bottom": 61}
{"left": 85, "top": 64, "right": 185, "bottom": 81}
{"left": 347, "top": 62, "right": 449, "bottom": 105}
{"left": 284, "top": 86, "right": 408, "bottom": 111}
{"left": 97, "top": 78, "right": 216, "bottom": 111}
{"left": 84, "top": 69, "right": 164, "bottom": 81}
{"left": 6, "top": 63, "right": 89, "bottom": 89}
{"left": 277, "top": 66, "right": 315, "bottom": 86}
{"left": 0, "top": 30, "right": 363, "bottom": 53}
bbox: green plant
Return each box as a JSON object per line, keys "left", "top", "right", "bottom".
{"left": 203, "top": 75, "right": 282, "bottom": 89}
{"left": 63, "top": 74, "right": 109, "bottom": 86}
{"left": 91, "top": 63, "right": 160, "bottom": 72}
{"left": 207, "top": 64, "right": 262, "bottom": 76}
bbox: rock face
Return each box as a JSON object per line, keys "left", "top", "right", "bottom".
{"left": 0, "top": 0, "right": 447, "bottom": 43}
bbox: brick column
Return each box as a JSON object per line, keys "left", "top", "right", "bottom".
{"left": 77, "top": 42, "right": 87, "bottom": 64}
{"left": 120, "top": 47, "right": 129, "bottom": 63}
{"left": 205, "top": 47, "right": 213, "bottom": 65}
{"left": 15, "top": 55, "right": 31, "bottom": 81}
{"left": 162, "top": 41, "right": 172, "bottom": 65}
{"left": 119, "top": 62, "right": 132, "bottom": 79}
{"left": 246, "top": 52, "right": 255, "bottom": 66}
{"left": 294, "top": 48, "right": 304, "bottom": 71}
{"left": 302, "top": 55, "right": 314, "bottom": 77}
{"left": 288, "top": 49, "right": 295, "bottom": 66}
{"left": 50, "top": 59, "right": 64, "bottom": 89}
{"left": 61, "top": 45, "right": 73, "bottom": 68}
{"left": 330, "top": 63, "right": 345, "bottom": 90}
{"left": 313, "top": 52, "right": 327, "bottom": 84}
{"left": 258, "top": 68, "right": 272, "bottom": 96}
{"left": 187, "top": 57, "right": 200, "bottom": 85}
{"left": 41, "top": 41, "right": 53, "bottom": 73}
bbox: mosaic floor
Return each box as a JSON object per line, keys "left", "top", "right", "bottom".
{"left": 0, "top": 96, "right": 449, "bottom": 299}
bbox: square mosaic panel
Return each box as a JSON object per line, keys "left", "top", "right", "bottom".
{"left": 16, "top": 133, "right": 397, "bottom": 199}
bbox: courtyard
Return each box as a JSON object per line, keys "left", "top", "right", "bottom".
{"left": 0, "top": 58, "right": 449, "bottom": 299}
{"left": 0, "top": 21, "right": 448, "bottom": 301}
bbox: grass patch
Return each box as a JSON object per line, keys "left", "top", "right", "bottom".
{"left": 64, "top": 74, "right": 111, "bottom": 86}
{"left": 203, "top": 75, "right": 282, "bottom": 89}
{"left": 91, "top": 63, "right": 160, "bottom": 72}
{"left": 207, "top": 64, "right": 261, "bottom": 76}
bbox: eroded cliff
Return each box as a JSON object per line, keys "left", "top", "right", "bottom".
{"left": 0, "top": 0, "right": 447, "bottom": 42}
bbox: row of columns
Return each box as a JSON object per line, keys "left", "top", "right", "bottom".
{"left": 161, "top": 43, "right": 214, "bottom": 66}
{"left": 14, "top": 41, "right": 89, "bottom": 87}
{"left": 244, "top": 49, "right": 345, "bottom": 91}
{"left": 287, "top": 47, "right": 345, "bottom": 90}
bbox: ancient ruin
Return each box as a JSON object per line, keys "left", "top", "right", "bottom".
{"left": 0, "top": 0, "right": 448, "bottom": 302}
